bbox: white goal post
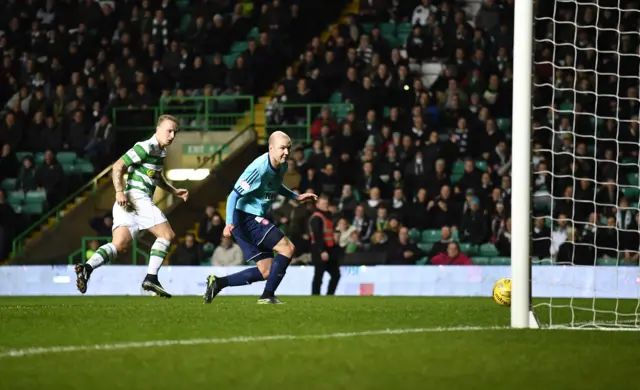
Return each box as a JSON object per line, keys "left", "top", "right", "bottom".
{"left": 511, "top": 0, "right": 535, "bottom": 329}
{"left": 511, "top": 0, "right": 640, "bottom": 330}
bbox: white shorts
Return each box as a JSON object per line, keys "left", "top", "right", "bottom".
{"left": 112, "top": 192, "right": 168, "bottom": 238}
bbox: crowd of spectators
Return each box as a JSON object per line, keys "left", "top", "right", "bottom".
{"left": 172, "top": 0, "right": 640, "bottom": 267}
{"left": 255, "top": 0, "right": 518, "bottom": 265}
{"left": 17, "top": 0, "right": 633, "bottom": 267}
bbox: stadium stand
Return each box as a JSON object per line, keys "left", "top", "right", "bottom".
{"left": 1, "top": 0, "right": 349, "bottom": 263}
{"left": 171, "top": 0, "right": 523, "bottom": 266}
{"left": 182, "top": 0, "right": 634, "bottom": 268}
{"left": 7, "top": 0, "right": 634, "bottom": 268}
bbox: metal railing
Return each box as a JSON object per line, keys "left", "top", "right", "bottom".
{"left": 111, "top": 95, "right": 255, "bottom": 133}
{"left": 264, "top": 103, "right": 353, "bottom": 143}
{"left": 67, "top": 236, "right": 150, "bottom": 265}
{"left": 67, "top": 125, "right": 257, "bottom": 264}
{"left": 159, "top": 95, "right": 255, "bottom": 132}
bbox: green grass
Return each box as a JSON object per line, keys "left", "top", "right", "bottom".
{"left": 0, "top": 296, "right": 638, "bottom": 390}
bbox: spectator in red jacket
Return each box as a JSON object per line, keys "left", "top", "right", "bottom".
{"left": 430, "top": 242, "right": 472, "bottom": 265}
{"left": 310, "top": 106, "right": 338, "bottom": 140}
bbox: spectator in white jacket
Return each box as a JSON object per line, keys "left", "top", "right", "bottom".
{"left": 211, "top": 236, "right": 244, "bottom": 266}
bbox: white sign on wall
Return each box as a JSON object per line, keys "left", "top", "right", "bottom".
{"left": 0, "top": 265, "right": 639, "bottom": 298}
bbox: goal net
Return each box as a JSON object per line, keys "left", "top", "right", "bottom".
{"left": 517, "top": 0, "right": 640, "bottom": 329}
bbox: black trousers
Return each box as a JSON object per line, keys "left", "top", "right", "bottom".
{"left": 311, "top": 248, "right": 341, "bottom": 295}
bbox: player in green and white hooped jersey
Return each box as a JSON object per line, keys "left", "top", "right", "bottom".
{"left": 75, "top": 115, "right": 189, "bottom": 297}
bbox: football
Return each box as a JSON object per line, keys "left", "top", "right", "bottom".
{"left": 493, "top": 278, "right": 512, "bottom": 306}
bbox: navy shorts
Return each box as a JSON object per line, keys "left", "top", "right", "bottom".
{"left": 232, "top": 210, "right": 284, "bottom": 263}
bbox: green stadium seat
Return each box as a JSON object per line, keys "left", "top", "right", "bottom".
{"left": 621, "top": 187, "right": 640, "bottom": 200}
{"left": 24, "top": 190, "right": 47, "bottom": 204}
{"left": 388, "top": 36, "right": 404, "bottom": 49}
{"left": 331, "top": 104, "right": 351, "bottom": 120}
{"left": 417, "top": 243, "right": 433, "bottom": 253}
{"left": 74, "top": 161, "right": 94, "bottom": 174}
{"left": 380, "top": 23, "right": 395, "bottom": 37}
{"left": 203, "top": 244, "right": 215, "bottom": 256}
{"left": 56, "top": 151, "right": 77, "bottom": 164}
{"left": 61, "top": 163, "right": 78, "bottom": 174}
{"left": 459, "top": 243, "right": 474, "bottom": 255}
{"left": 534, "top": 200, "right": 551, "bottom": 213}
{"left": 452, "top": 161, "right": 465, "bottom": 174}
{"left": 628, "top": 173, "right": 639, "bottom": 185}
{"left": 397, "top": 22, "right": 412, "bottom": 34}
{"left": 496, "top": 118, "right": 511, "bottom": 132}
{"left": 230, "top": 41, "right": 249, "bottom": 53}
{"left": 180, "top": 14, "right": 192, "bottom": 34}
{"left": 558, "top": 102, "right": 573, "bottom": 112}
{"left": 35, "top": 153, "right": 45, "bottom": 165}
{"left": 329, "top": 92, "right": 343, "bottom": 104}
{"left": 490, "top": 257, "right": 510, "bottom": 265}
{"left": 597, "top": 258, "right": 618, "bottom": 266}
{"left": 472, "top": 257, "right": 490, "bottom": 265}
{"left": 408, "top": 228, "right": 420, "bottom": 243}
{"left": 383, "top": 106, "right": 391, "bottom": 117}
{"left": 533, "top": 258, "right": 553, "bottom": 265}
{"left": 474, "top": 160, "right": 488, "bottom": 171}
{"left": 176, "top": 0, "right": 189, "bottom": 10}
{"left": 7, "top": 190, "right": 24, "bottom": 204}
{"left": 416, "top": 256, "right": 429, "bottom": 265}
{"left": 479, "top": 243, "right": 499, "bottom": 257}
{"left": 421, "top": 229, "right": 441, "bottom": 243}
{"left": 450, "top": 173, "right": 463, "bottom": 184}
{"left": 22, "top": 202, "right": 44, "bottom": 215}
{"left": 11, "top": 203, "right": 22, "bottom": 213}
{"left": 1, "top": 178, "right": 16, "bottom": 191}
{"left": 246, "top": 27, "right": 259, "bottom": 39}
{"left": 223, "top": 54, "right": 237, "bottom": 68}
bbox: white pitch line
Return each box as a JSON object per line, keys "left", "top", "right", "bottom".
{"left": 0, "top": 326, "right": 507, "bottom": 359}
{"left": 4, "top": 321, "right": 639, "bottom": 359}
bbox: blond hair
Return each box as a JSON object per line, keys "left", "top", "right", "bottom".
{"left": 157, "top": 114, "right": 179, "bottom": 127}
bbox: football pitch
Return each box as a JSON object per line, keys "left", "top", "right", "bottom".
{"left": 0, "top": 296, "right": 637, "bottom": 390}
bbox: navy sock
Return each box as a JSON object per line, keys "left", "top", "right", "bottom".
{"left": 261, "top": 254, "right": 291, "bottom": 298}
{"left": 225, "top": 267, "right": 263, "bottom": 287}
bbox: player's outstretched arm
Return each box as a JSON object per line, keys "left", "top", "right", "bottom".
{"left": 279, "top": 184, "right": 317, "bottom": 203}
{"left": 158, "top": 173, "right": 189, "bottom": 202}
{"left": 278, "top": 184, "right": 299, "bottom": 200}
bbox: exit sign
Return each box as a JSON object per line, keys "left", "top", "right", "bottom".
{"left": 182, "top": 144, "right": 221, "bottom": 155}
